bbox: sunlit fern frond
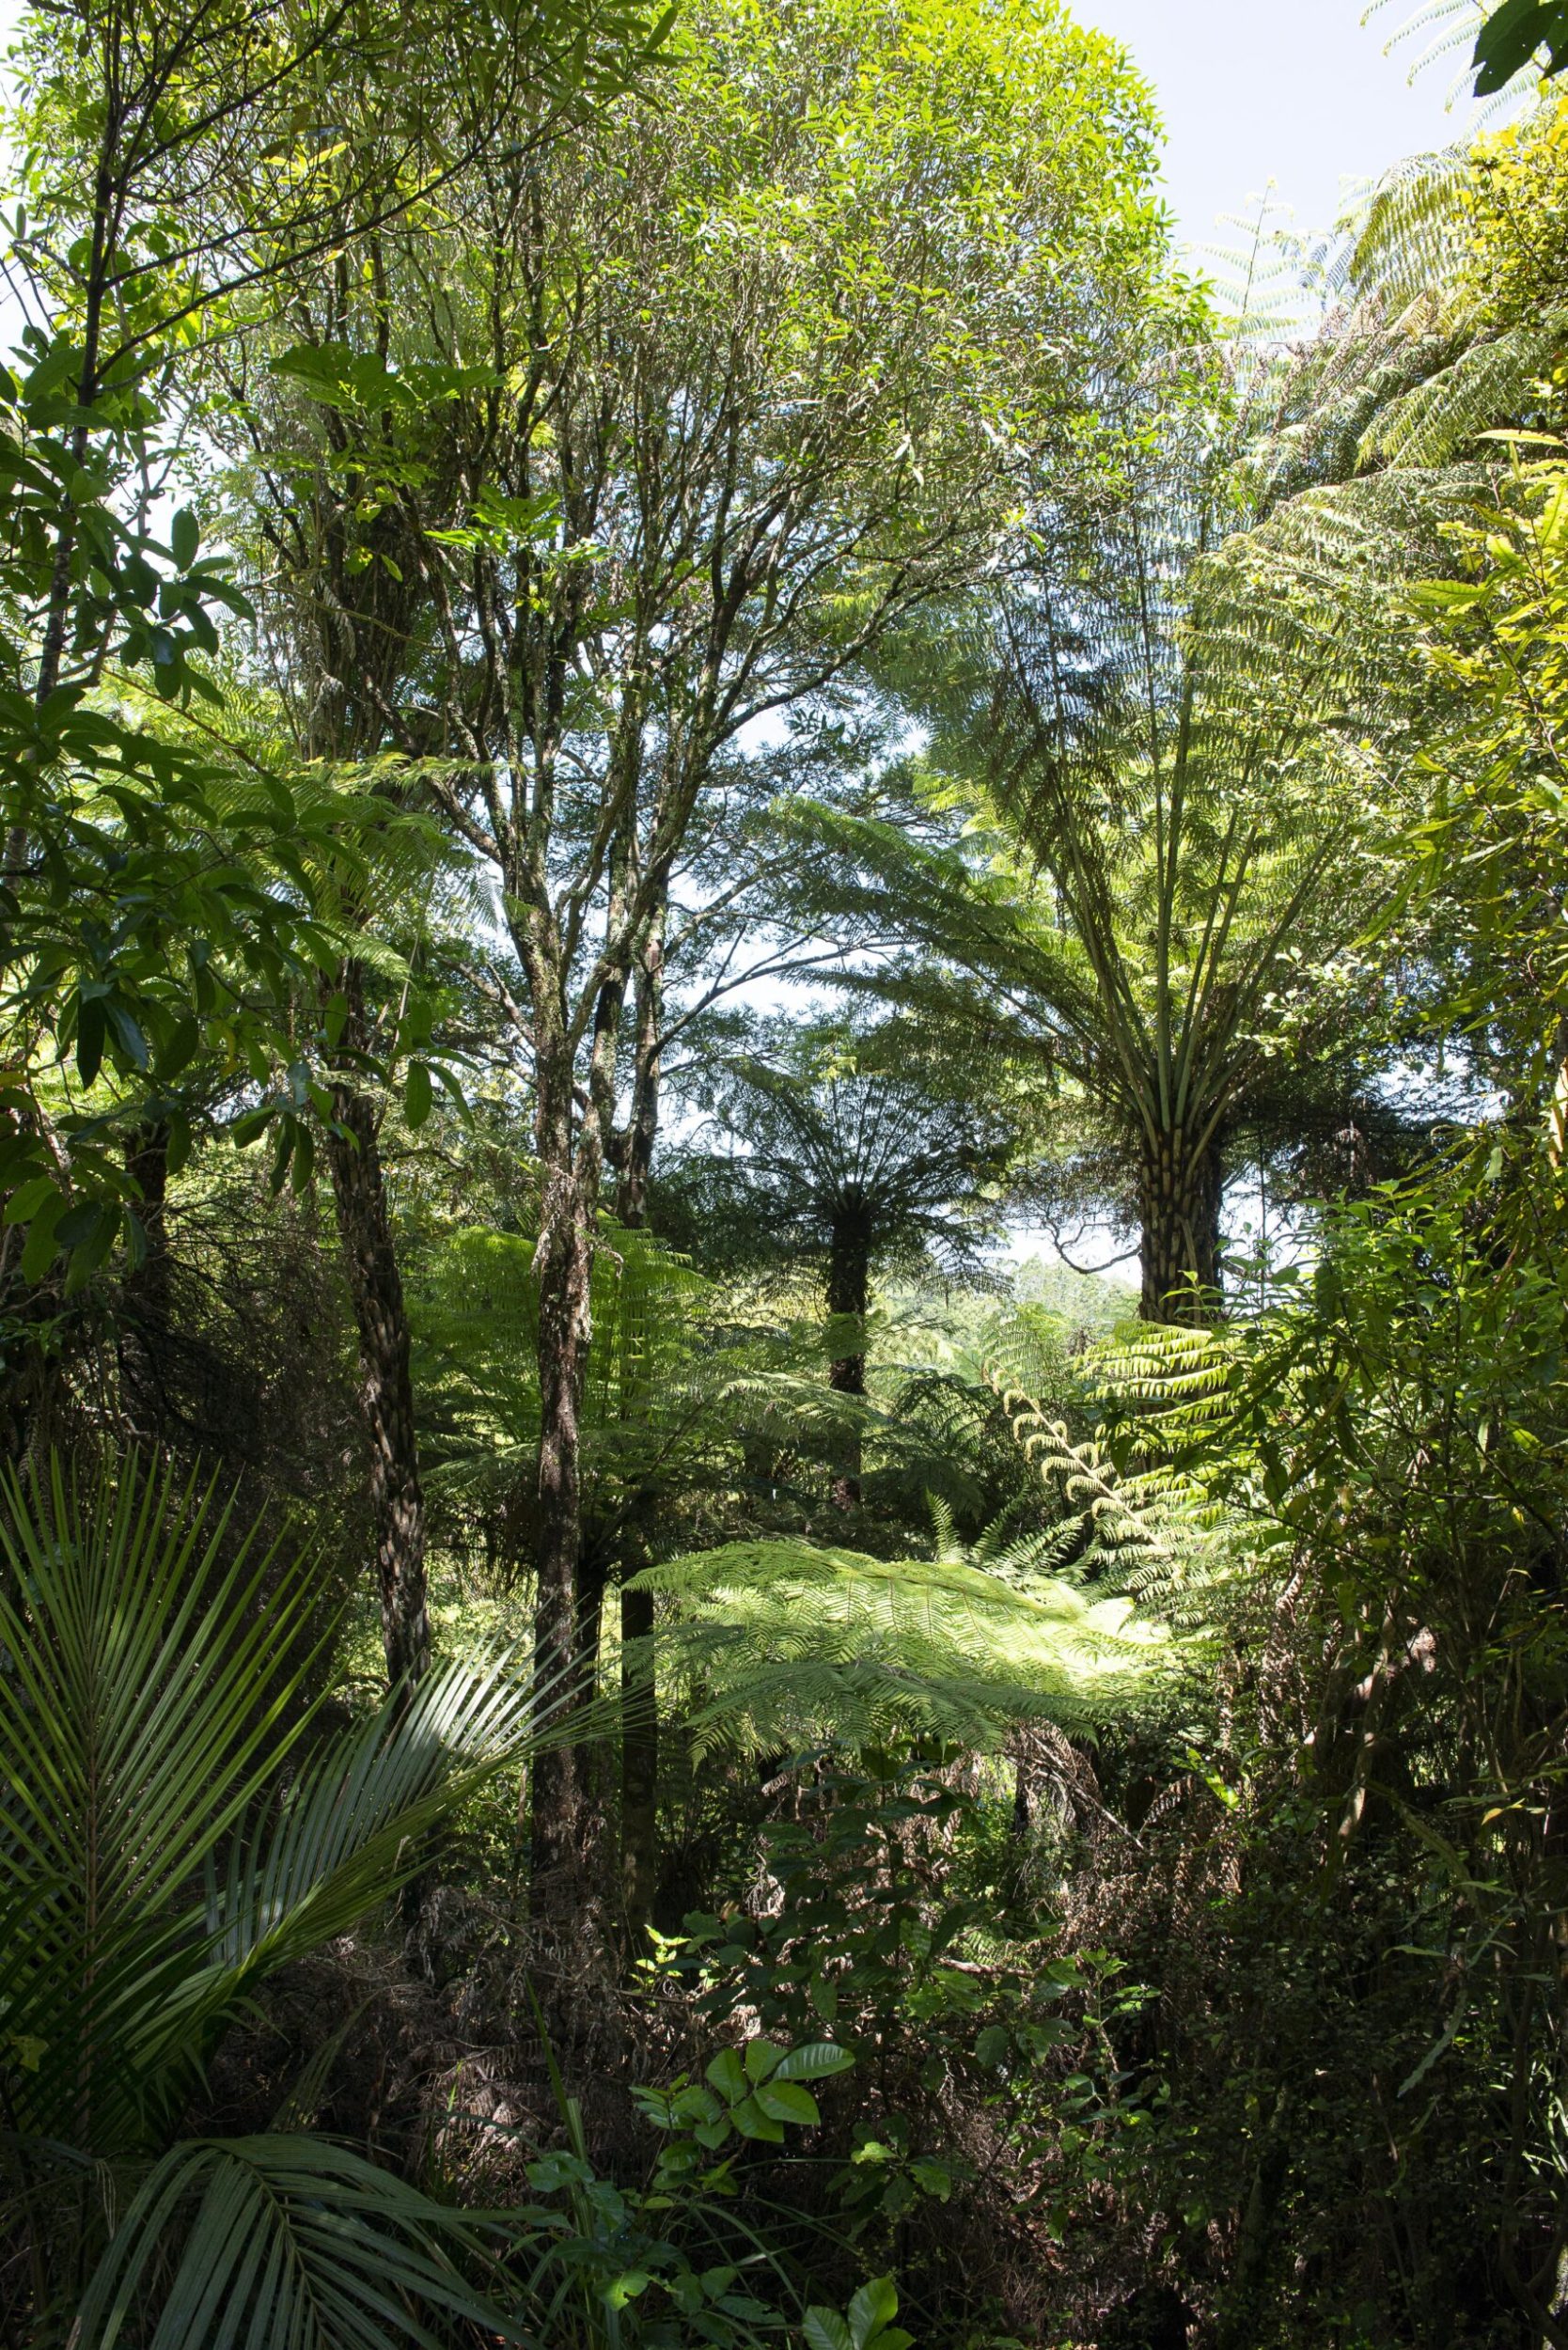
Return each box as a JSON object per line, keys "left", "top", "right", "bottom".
{"left": 411, "top": 1221, "right": 737, "bottom": 1512}
{"left": 932, "top": 1489, "right": 1100, "bottom": 1585}
{"left": 926, "top": 1490, "right": 961, "bottom": 1563}
{"left": 976, "top": 1304, "right": 1241, "bottom": 1628}
{"left": 637, "top": 1538, "right": 1172, "bottom": 1759}
{"left": 1090, "top": 1319, "right": 1240, "bottom": 1442}
{"left": 1347, "top": 145, "right": 1478, "bottom": 314}
{"left": 1360, "top": 306, "right": 1568, "bottom": 465}
{"left": 1190, "top": 464, "right": 1481, "bottom": 716}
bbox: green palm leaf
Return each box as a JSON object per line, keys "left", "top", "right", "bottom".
{"left": 75, "top": 2135, "right": 527, "bottom": 2350}
{"left": 0, "top": 1452, "right": 332, "bottom": 2155}
{"left": 0, "top": 1450, "right": 548, "bottom": 2161}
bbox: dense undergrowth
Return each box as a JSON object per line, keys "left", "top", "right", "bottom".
{"left": 4, "top": 0, "right": 1568, "bottom": 2343}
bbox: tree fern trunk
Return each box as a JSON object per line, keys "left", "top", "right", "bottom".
{"left": 1137, "top": 1129, "right": 1223, "bottom": 1324}
{"left": 827, "top": 1208, "right": 871, "bottom": 1508}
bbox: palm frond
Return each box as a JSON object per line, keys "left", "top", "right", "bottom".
{"left": 76, "top": 2135, "right": 521, "bottom": 2350}
{"left": 0, "top": 1450, "right": 546, "bottom": 2163}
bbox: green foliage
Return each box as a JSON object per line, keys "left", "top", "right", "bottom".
{"left": 659, "top": 1761, "right": 1158, "bottom": 2329}
{"left": 0, "top": 1448, "right": 558, "bottom": 2342}
{"left": 8, "top": 1, "right": 1568, "bottom": 2342}
{"left": 1085, "top": 1171, "right": 1568, "bottom": 2345}
{"left": 672, "top": 1019, "right": 1014, "bottom": 1292}
{"left": 502, "top": 2027, "right": 861, "bottom": 2347}
{"left": 1405, "top": 436, "right": 1568, "bottom": 1128}
{"left": 75, "top": 2137, "right": 521, "bottom": 2350}
{"left": 779, "top": 399, "right": 1405, "bottom": 1317}
{"left": 1474, "top": 0, "right": 1568, "bottom": 90}
{"left": 638, "top": 1535, "right": 1169, "bottom": 1758}
{"left": 803, "top": 2278, "right": 908, "bottom": 2350}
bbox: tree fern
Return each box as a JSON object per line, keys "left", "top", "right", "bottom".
{"left": 635, "top": 1537, "right": 1170, "bottom": 1760}
{"left": 1360, "top": 306, "right": 1568, "bottom": 466}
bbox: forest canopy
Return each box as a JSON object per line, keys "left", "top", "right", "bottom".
{"left": 1, "top": 2, "right": 1567, "bottom": 2346}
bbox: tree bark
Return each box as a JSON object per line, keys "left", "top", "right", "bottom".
{"left": 1137, "top": 1127, "right": 1223, "bottom": 1325}
{"left": 614, "top": 897, "right": 665, "bottom": 1231}
{"left": 619, "top": 1573, "right": 658, "bottom": 1946}
{"left": 526, "top": 1021, "right": 604, "bottom": 1924}
{"left": 323, "top": 979, "right": 430, "bottom": 1694}
{"left": 826, "top": 1203, "right": 872, "bottom": 1509}
{"left": 607, "top": 913, "right": 664, "bottom": 1947}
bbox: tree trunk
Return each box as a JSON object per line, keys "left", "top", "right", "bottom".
{"left": 527, "top": 1026, "right": 604, "bottom": 1925}
{"left": 323, "top": 987, "right": 430, "bottom": 1694}
{"left": 826, "top": 1204, "right": 871, "bottom": 1510}
{"left": 1137, "top": 1127, "right": 1223, "bottom": 1325}
{"left": 608, "top": 914, "right": 665, "bottom": 1946}
{"left": 614, "top": 898, "right": 665, "bottom": 1230}
{"left": 619, "top": 1574, "right": 658, "bottom": 1947}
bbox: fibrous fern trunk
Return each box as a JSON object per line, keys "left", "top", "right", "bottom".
{"left": 1137, "top": 1129, "right": 1222, "bottom": 1325}
{"left": 827, "top": 1207, "right": 871, "bottom": 1508}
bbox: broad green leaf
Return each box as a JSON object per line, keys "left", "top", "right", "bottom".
{"left": 803, "top": 2311, "right": 854, "bottom": 2350}
{"left": 170, "top": 507, "right": 198, "bottom": 570}
{"left": 848, "top": 2276, "right": 900, "bottom": 2350}
{"left": 776, "top": 2040, "right": 854, "bottom": 2081}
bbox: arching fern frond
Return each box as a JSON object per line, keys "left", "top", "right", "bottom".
{"left": 637, "top": 1539, "right": 1170, "bottom": 1759}
{"left": 1361, "top": 306, "right": 1568, "bottom": 465}
{"left": 977, "top": 1307, "right": 1243, "bottom": 1628}
{"left": 1348, "top": 145, "right": 1478, "bottom": 314}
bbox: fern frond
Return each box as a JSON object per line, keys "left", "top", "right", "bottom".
{"left": 1361, "top": 307, "right": 1568, "bottom": 465}
{"left": 639, "top": 1538, "right": 1171, "bottom": 1758}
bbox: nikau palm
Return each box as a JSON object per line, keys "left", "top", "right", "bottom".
{"left": 0, "top": 1449, "right": 562, "bottom": 2346}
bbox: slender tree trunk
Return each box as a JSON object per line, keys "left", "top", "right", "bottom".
{"left": 323, "top": 974, "right": 430, "bottom": 1693}
{"left": 523, "top": 815, "right": 648, "bottom": 1928}
{"left": 614, "top": 896, "right": 665, "bottom": 1230}
{"left": 619, "top": 1568, "right": 658, "bottom": 1945}
{"left": 606, "top": 915, "right": 666, "bottom": 1945}
{"left": 826, "top": 1205, "right": 871, "bottom": 1510}
{"left": 527, "top": 1023, "right": 604, "bottom": 1923}
{"left": 1137, "top": 1127, "right": 1223, "bottom": 1325}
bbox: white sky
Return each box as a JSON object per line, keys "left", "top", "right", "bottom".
{"left": 1083, "top": 0, "right": 1479, "bottom": 252}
